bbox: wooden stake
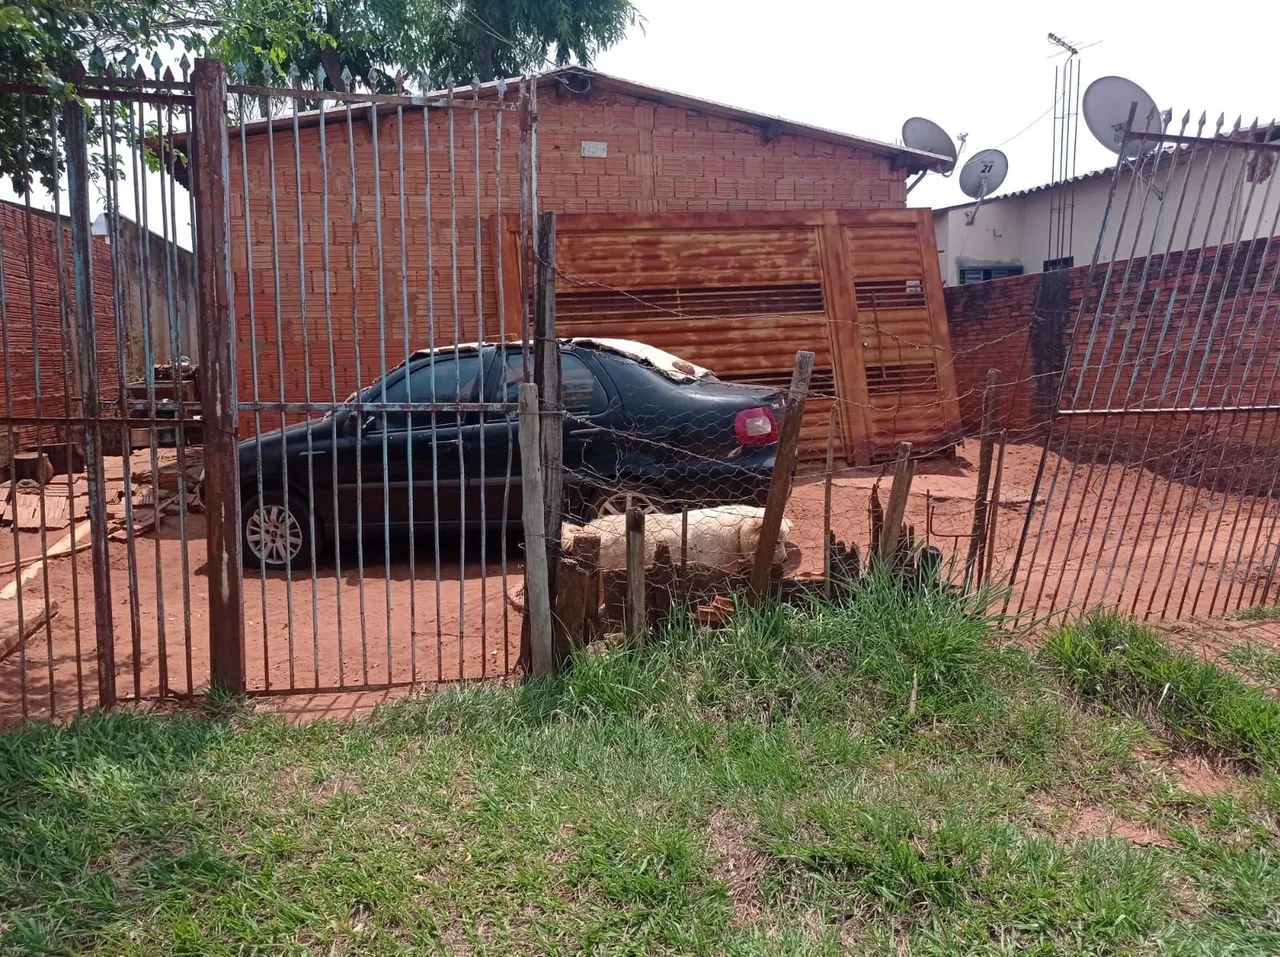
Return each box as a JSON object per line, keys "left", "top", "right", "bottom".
{"left": 879, "top": 442, "right": 915, "bottom": 564}
{"left": 966, "top": 369, "right": 1000, "bottom": 587}
{"left": 518, "top": 383, "right": 554, "bottom": 677}
{"left": 750, "top": 350, "right": 815, "bottom": 597}
{"left": 823, "top": 412, "right": 836, "bottom": 599}
{"left": 625, "top": 506, "right": 646, "bottom": 643}
{"left": 982, "top": 429, "right": 1008, "bottom": 588}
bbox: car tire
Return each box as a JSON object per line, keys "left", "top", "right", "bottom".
{"left": 592, "top": 489, "right": 666, "bottom": 518}
{"left": 242, "top": 490, "right": 316, "bottom": 570}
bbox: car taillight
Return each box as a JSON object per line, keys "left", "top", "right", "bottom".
{"left": 735, "top": 407, "right": 778, "bottom": 446}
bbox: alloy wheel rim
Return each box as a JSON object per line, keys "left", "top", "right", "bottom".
{"left": 246, "top": 504, "right": 303, "bottom": 564}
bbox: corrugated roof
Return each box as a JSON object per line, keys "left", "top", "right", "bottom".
{"left": 931, "top": 166, "right": 1117, "bottom": 213}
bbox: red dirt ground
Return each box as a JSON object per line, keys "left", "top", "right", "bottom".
{"left": 4, "top": 439, "right": 1280, "bottom": 724}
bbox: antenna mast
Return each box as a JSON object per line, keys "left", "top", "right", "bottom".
{"left": 1047, "top": 32, "right": 1082, "bottom": 267}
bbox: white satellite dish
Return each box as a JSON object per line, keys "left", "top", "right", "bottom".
{"left": 1083, "top": 76, "right": 1163, "bottom": 160}
{"left": 958, "top": 149, "right": 1008, "bottom": 225}
{"left": 903, "top": 117, "right": 959, "bottom": 173}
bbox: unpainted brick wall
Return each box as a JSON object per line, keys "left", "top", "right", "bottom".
{"left": 945, "top": 236, "right": 1280, "bottom": 490}
{"left": 0, "top": 201, "right": 120, "bottom": 462}
{"left": 227, "top": 84, "right": 907, "bottom": 431}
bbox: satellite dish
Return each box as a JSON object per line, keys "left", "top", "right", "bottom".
{"left": 958, "top": 149, "right": 1008, "bottom": 226}
{"left": 902, "top": 117, "right": 958, "bottom": 174}
{"left": 1083, "top": 76, "right": 1163, "bottom": 160}
{"left": 959, "top": 149, "right": 1008, "bottom": 199}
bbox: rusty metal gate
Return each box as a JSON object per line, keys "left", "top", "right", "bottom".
{"left": 1008, "top": 112, "right": 1280, "bottom": 622}
{"left": 0, "top": 60, "right": 538, "bottom": 724}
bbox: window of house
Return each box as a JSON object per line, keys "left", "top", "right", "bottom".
{"left": 1043, "top": 256, "right": 1075, "bottom": 272}
{"left": 959, "top": 265, "right": 1024, "bottom": 284}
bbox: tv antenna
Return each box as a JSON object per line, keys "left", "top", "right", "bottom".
{"left": 959, "top": 149, "right": 1008, "bottom": 225}
{"left": 1046, "top": 32, "right": 1083, "bottom": 264}
{"left": 901, "top": 117, "right": 963, "bottom": 194}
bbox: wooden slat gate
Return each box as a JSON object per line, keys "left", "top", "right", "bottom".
{"left": 498, "top": 209, "right": 961, "bottom": 463}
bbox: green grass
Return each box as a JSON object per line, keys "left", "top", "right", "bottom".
{"left": 1044, "top": 612, "right": 1280, "bottom": 768}
{"left": 1228, "top": 603, "right": 1280, "bottom": 621}
{"left": 2, "top": 576, "right": 1279, "bottom": 954}
{"left": 1224, "top": 643, "right": 1280, "bottom": 689}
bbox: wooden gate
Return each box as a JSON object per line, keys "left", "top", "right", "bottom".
{"left": 499, "top": 209, "right": 961, "bottom": 463}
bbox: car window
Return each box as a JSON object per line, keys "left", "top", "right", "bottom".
{"left": 500, "top": 351, "right": 607, "bottom": 415}
{"left": 376, "top": 352, "right": 482, "bottom": 430}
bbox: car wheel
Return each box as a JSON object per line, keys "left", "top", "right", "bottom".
{"left": 594, "top": 490, "right": 665, "bottom": 518}
{"left": 243, "top": 491, "right": 315, "bottom": 570}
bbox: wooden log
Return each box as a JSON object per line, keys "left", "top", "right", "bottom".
{"left": 518, "top": 382, "right": 554, "bottom": 677}
{"left": 625, "top": 507, "right": 646, "bottom": 643}
{"left": 823, "top": 412, "right": 836, "bottom": 600}
{"left": 869, "top": 486, "right": 884, "bottom": 556}
{"left": 0, "top": 602, "right": 58, "bottom": 662}
{"left": 965, "top": 369, "right": 1000, "bottom": 586}
{"left": 750, "top": 350, "right": 815, "bottom": 597}
{"left": 981, "top": 429, "right": 1008, "bottom": 588}
{"left": 879, "top": 442, "right": 915, "bottom": 565}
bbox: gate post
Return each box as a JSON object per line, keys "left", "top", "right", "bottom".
{"left": 192, "top": 58, "right": 245, "bottom": 692}
{"left": 64, "top": 100, "right": 116, "bottom": 708}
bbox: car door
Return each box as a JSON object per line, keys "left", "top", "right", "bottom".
{"left": 335, "top": 350, "right": 484, "bottom": 533}
{"left": 481, "top": 345, "right": 619, "bottom": 521}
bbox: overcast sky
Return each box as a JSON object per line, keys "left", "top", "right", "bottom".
{"left": 595, "top": 0, "right": 1278, "bottom": 210}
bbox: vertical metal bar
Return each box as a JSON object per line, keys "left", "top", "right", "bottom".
{"left": 264, "top": 84, "right": 297, "bottom": 685}
{"left": 125, "top": 90, "right": 167, "bottom": 698}
{"left": 447, "top": 93, "right": 466, "bottom": 679}
{"left": 395, "top": 103, "right": 418, "bottom": 685}
{"left": 290, "top": 89, "right": 322, "bottom": 687}
{"left": 421, "top": 101, "right": 444, "bottom": 684}
{"left": 65, "top": 96, "right": 116, "bottom": 709}
{"left": 193, "top": 59, "right": 245, "bottom": 691}
{"left": 317, "top": 94, "right": 347, "bottom": 687}
{"left": 0, "top": 146, "right": 30, "bottom": 720}
{"left": 159, "top": 76, "right": 195, "bottom": 693}
{"left": 18, "top": 93, "right": 59, "bottom": 717}
{"left": 347, "top": 99, "right": 370, "bottom": 686}
{"left": 369, "top": 102, "right": 395, "bottom": 683}
{"left": 473, "top": 80, "right": 488, "bottom": 677}
{"left": 100, "top": 94, "right": 144, "bottom": 699}
{"left": 495, "top": 81, "right": 513, "bottom": 675}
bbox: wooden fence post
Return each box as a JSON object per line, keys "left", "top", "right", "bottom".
{"left": 823, "top": 412, "right": 836, "bottom": 599}
{"left": 879, "top": 442, "right": 915, "bottom": 564}
{"left": 519, "top": 383, "right": 554, "bottom": 676}
{"left": 533, "top": 212, "right": 563, "bottom": 611}
{"left": 965, "top": 369, "right": 1000, "bottom": 587}
{"left": 981, "top": 429, "right": 1008, "bottom": 588}
{"left": 193, "top": 58, "right": 246, "bottom": 694}
{"left": 625, "top": 507, "right": 646, "bottom": 642}
{"left": 750, "top": 351, "right": 815, "bottom": 597}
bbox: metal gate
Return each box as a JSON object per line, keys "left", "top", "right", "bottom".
{"left": 0, "top": 61, "right": 538, "bottom": 724}
{"left": 1009, "top": 113, "right": 1280, "bottom": 622}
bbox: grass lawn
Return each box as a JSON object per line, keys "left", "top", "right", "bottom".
{"left": 3, "top": 574, "right": 1279, "bottom": 955}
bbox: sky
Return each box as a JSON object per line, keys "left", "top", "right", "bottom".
{"left": 594, "top": 0, "right": 1279, "bottom": 211}
{"left": 4, "top": 0, "right": 1274, "bottom": 237}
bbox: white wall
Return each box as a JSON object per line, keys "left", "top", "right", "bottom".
{"left": 933, "top": 150, "right": 1280, "bottom": 285}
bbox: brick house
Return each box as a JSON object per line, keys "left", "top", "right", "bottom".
{"left": 225, "top": 67, "right": 956, "bottom": 456}
{"left": 0, "top": 198, "right": 119, "bottom": 464}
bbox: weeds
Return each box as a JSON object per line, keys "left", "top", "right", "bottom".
{"left": 1043, "top": 613, "right": 1280, "bottom": 768}
{"left": 1228, "top": 603, "right": 1280, "bottom": 622}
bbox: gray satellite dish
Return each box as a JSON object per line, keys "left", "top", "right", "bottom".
{"left": 1083, "top": 76, "right": 1163, "bottom": 160}
{"left": 903, "top": 117, "right": 958, "bottom": 173}
{"left": 901, "top": 116, "right": 961, "bottom": 194}
{"left": 958, "top": 149, "right": 1008, "bottom": 225}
